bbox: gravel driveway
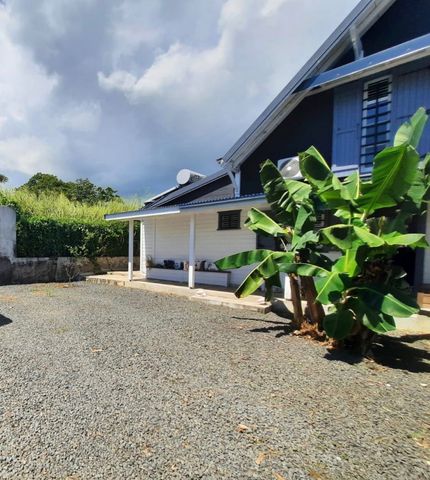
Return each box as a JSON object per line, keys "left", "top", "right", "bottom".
{"left": 0, "top": 283, "right": 429, "bottom": 479}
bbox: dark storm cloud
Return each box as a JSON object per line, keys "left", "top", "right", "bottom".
{"left": 0, "top": 0, "right": 359, "bottom": 196}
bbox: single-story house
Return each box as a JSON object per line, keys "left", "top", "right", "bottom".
{"left": 106, "top": 0, "right": 430, "bottom": 294}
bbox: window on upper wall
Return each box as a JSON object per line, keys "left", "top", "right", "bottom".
{"left": 360, "top": 76, "right": 392, "bottom": 173}
{"left": 218, "top": 210, "right": 241, "bottom": 230}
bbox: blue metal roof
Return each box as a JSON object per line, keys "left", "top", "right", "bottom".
{"left": 296, "top": 33, "right": 430, "bottom": 92}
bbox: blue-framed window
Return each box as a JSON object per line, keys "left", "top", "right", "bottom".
{"left": 360, "top": 77, "right": 392, "bottom": 173}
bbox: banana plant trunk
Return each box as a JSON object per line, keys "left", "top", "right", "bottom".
{"left": 289, "top": 274, "right": 304, "bottom": 327}
{"left": 300, "top": 276, "right": 325, "bottom": 331}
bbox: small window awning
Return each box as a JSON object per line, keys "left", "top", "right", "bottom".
{"left": 296, "top": 33, "right": 430, "bottom": 93}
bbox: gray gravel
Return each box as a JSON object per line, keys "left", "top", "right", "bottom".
{"left": 0, "top": 282, "right": 429, "bottom": 480}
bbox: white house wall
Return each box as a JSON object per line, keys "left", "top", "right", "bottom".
{"left": 143, "top": 211, "right": 257, "bottom": 286}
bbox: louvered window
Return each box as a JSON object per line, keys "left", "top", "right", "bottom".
{"left": 218, "top": 210, "right": 241, "bottom": 230}
{"left": 360, "top": 77, "right": 392, "bottom": 173}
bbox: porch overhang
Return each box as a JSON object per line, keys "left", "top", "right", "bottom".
{"left": 104, "top": 194, "right": 266, "bottom": 285}
{"left": 104, "top": 194, "right": 266, "bottom": 222}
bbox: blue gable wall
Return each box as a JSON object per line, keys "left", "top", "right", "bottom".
{"left": 391, "top": 67, "right": 430, "bottom": 151}
{"left": 331, "top": 81, "right": 362, "bottom": 175}
{"left": 332, "top": 60, "right": 430, "bottom": 174}
{"left": 239, "top": 91, "right": 333, "bottom": 195}
{"left": 332, "top": 0, "right": 430, "bottom": 68}
{"left": 238, "top": 0, "right": 430, "bottom": 194}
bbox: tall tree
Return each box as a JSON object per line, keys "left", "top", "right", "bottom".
{"left": 20, "top": 173, "right": 120, "bottom": 204}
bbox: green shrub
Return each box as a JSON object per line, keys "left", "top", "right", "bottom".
{"left": 0, "top": 188, "right": 142, "bottom": 258}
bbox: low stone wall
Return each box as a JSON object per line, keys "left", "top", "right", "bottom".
{"left": 0, "top": 256, "right": 139, "bottom": 285}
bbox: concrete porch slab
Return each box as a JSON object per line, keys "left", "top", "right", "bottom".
{"left": 86, "top": 271, "right": 271, "bottom": 313}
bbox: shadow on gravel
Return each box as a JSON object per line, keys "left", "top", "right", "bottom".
{"left": 370, "top": 335, "right": 430, "bottom": 373}
{"left": 249, "top": 323, "right": 297, "bottom": 338}
{"left": 0, "top": 314, "right": 12, "bottom": 327}
{"left": 232, "top": 314, "right": 295, "bottom": 338}
{"left": 325, "top": 334, "right": 430, "bottom": 373}
{"left": 232, "top": 314, "right": 296, "bottom": 338}
{"left": 324, "top": 350, "right": 363, "bottom": 365}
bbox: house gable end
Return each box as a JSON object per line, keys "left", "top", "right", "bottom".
{"left": 332, "top": 0, "right": 430, "bottom": 68}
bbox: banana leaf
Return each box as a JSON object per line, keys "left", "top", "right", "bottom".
{"left": 215, "top": 249, "right": 274, "bottom": 270}
{"left": 235, "top": 253, "right": 280, "bottom": 298}
{"left": 347, "top": 297, "right": 396, "bottom": 334}
{"left": 394, "top": 107, "right": 428, "bottom": 148}
{"left": 244, "top": 208, "right": 288, "bottom": 237}
{"left": 320, "top": 224, "right": 353, "bottom": 250}
{"left": 351, "top": 285, "right": 419, "bottom": 317}
{"left": 340, "top": 171, "right": 361, "bottom": 200}
{"left": 382, "top": 232, "right": 428, "bottom": 248}
{"left": 315, "top": 272, "right": 346, "bottom": 304}
{"left": 356, "top": 144, "right": 420, "bottom": 215}
{"left": 299, "top": 146, "right": 332, "bottom": 189}
{"left": 278, "top": 262, "right": 330, "bottom": 277}
{"left": 333, "top": 247, "right": 363, "bottom": 277}
{"left": 352, "top": 226, "right": 384, "bottom": 247}
{"left": 323, "top": 309, "right": 355, "bottom": 340}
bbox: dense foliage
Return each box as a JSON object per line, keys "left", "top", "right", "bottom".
{"left": 216, "top": 108, "right": 430, "bottom": 347}
{"left": 19, "top": 173, "right": 120, "bottom": 204}
{"left": 0, "top": 189, "right": 141, "bottom": 258}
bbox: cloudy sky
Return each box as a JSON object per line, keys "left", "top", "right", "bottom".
{"left": 0, "top": 0, "right": 359, "bottom": 196}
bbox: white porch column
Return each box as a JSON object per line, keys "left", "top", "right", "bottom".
{"left": 188, "top": 214, "right": 196, "bottom": 288}
{"left": 128, "top": 220, "right": 134, "bottom": 281}
{"left": 139, "top": 220, "right": 146, "bottom": 276}
{"left": 283, "top": 273, "right": 292, "bottom": 300}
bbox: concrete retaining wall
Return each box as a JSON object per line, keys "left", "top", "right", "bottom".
{"left": 0, "top": 255, "right": 139, "bottom": 285}
{"left": 0, "top": 206, "right": 16, "bottom": 259}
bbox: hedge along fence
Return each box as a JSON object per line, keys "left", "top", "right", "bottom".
{"left": 16, "top": 216, "right": 140, "bottom": 258}
{"left": 0, "top": 189, "right": 142, "bottom": 259}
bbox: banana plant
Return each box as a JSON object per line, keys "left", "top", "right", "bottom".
{"left": 298, "top": 108, "right": 430, "bottom": 342}
{"left": 215, "top": 155, "right": 332, "bottom": 326}
{"left": 216, "top": 108, "right": 429, "bottom": 348}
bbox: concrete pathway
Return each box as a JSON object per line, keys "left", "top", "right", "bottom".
{"left": 86, "top": 271, "right": 430, "bottom": 333}
{"left": 86, "top": 271, "right": 271, "bottom": 313}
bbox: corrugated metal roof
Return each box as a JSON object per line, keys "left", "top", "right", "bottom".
{"left": 147, "top": 169, "right": 230, "bottom": 208}
{"left": 105, "top": 193, "right": 266, "bottom": 221}
{"left": 179, "top": 192, "right": 264, "bottom": 208}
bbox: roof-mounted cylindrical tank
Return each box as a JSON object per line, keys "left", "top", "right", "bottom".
{"left": 176, "top": 169, "right": 206, "bottom": 185}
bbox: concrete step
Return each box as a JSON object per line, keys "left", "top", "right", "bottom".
{"left": 189, "top": 293, "right": 271, "bottom": 313}
{"left": 417, "top": 292, "right": 430, "bottom": 308}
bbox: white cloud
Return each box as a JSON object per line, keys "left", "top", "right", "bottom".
{"left": 0, "top": 7, "right": 58, "bottom": 126}
{"left": 100, "top": 39, "right": 228, "bottom": 103}
{"left": 97, "top": 70, "right": 137, "bottom": 95}
{"left": 260, "top": 0, "right": 288, "bottom": 17}
{"left": 0, "top": 136, "right": 59, "bottom": 175}
{"left": 58, "top": 102, "right": 101, "bottom": 132}
{"left": 99, "top": 0, "right": 359, "bottom": 113}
